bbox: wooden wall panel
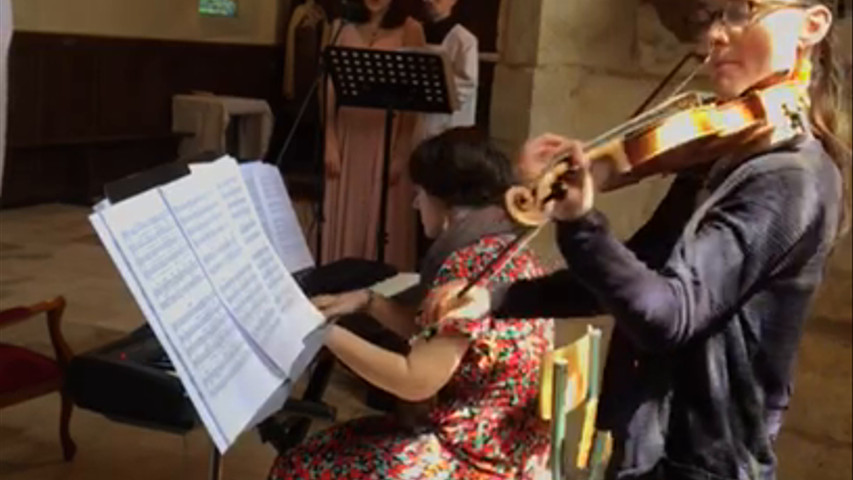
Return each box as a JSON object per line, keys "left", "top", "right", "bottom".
{"left": 39, "top": 41, "right": 100, "bottom": 141}
{"left": 6, "top": 39, "right": 42, "bottom": 147}
{"left": 2, "top": 32, "right": 285, "bottom": 208}
{"left": 96, "top": 45, "right": 170, "bottom": 136}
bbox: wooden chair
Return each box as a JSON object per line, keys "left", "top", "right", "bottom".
{"left": 539, "top": 325, "right": 611, "bottom": 480}
{"left": 0, "top": 296, "right": 76, "bottom": 461}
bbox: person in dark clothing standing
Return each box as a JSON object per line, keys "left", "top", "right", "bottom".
{"left": 424, "top": 1, "right": 850, "bottom": 479}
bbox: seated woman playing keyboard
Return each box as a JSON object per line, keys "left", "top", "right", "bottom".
{"left": 268, "top": 128, "right": 554, "bottom": 479}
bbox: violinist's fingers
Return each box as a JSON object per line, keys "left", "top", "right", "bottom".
{"left": 536, "top": 133, "right": 569, "bottom": 145}
{"left": 539, "top": 135, "right": 576, "bottom": 155}
{"left": 526, "top": 133, "right": 572, "bottom": 155}
{"left": 568, "top": 141, "right": 589, "bottom": 168}
{"left": 422, "top": 280, "right": 467, "bottom": 323}
{"left": 552, "top": 140, "right": 588, "bottom": 170}
{"left": 437, "top": 294, "right": 470, "bottom": 320}
{"left": 441, "top": 286, "right": 491, "bottom": 320}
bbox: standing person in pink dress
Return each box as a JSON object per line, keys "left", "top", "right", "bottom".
{"left": 322, "top": 0, "right": 426, "bottom": 271}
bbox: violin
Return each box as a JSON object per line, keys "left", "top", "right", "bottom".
{"left": 505, "top": 77, "right": 811, "bottom": 227}
{"left": 456, "top": 62, "right": 812, "bottom": 297}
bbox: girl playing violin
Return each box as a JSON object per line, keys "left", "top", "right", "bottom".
{"left": 427, "top": 1, "right": 850, "bottom": 479}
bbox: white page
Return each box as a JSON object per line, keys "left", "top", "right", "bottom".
{"left": 186, "top": 158, "right": 326, "bottom": 381}
{"left": 96, "top": 191, "right": 283, "bottom": 452}
{"left": 260, "top": 162, "right": 316, "bottom": 272}
{"left": 89, "top": 213, "right": 226, "bottom": 450}
{"left": 192, "top": 158, "right": 279, "bottom": 265}
{"left": 247, "top": 162, "right": 315, "bottom": 273}
{"left": 160, "top": 174, "right": 290, "bottom": 378}
{"left": 236, "top": 161, "right": 276, "bottom": 251}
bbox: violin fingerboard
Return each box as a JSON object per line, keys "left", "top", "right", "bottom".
{"left": 586, "top": 91, "right": 712, "bottom": 151}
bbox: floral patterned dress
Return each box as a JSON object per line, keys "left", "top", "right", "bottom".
{"left": 269, "top": 235, "right": 554, "bottom": 479}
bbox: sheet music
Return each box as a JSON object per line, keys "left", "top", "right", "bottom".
{"left": 235, "top": 161, "right": 278, "bottom": 258}
{"left": 92, "top": 190, "right": 283, "bottom": 452}
{"left": 184, "top": 158, "right": 326, "bottom": 380}
{"left": 242, "top": 161, "right": 316, "bottom": 273}
{"left": 161, "top": 169, "right": 321, "bottom": 380}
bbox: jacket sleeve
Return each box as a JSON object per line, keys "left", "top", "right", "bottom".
{"left": 554, "top": 163, "right": 825, "bottom": 352}
{"left": 491, "top": 268, "right": 604, "bottom": 319}
{"left": 491, "top": 172, "right": 703, "bottom": 320}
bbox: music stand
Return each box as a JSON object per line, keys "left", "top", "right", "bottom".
{"left": 325, "top": 46, "right": 458, "bottom": 262}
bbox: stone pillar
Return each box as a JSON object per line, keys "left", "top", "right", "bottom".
{"left": 489, "top": 0, "right": 544, "bottom": 154}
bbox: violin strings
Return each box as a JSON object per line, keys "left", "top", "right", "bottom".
{"left": 668, "top": 53, "right": 711, "bottom": 99}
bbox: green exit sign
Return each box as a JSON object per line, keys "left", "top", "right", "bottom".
{"left": 199, "top": 0, "right": 238, "bottom": 17}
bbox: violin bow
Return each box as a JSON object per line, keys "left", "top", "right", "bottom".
{"left": 456, "top": 225, "right": 545, "bottom": 297}
{"left": 455, "top": 52, "right": 712, "bottom": 300}
{"left": 632, "top": 52, "right": 707, "bottom": 118}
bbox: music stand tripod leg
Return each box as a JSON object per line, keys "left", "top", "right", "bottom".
{"left": 209, "top": 440, "right": 222, "bottom": 480}
{"left": 376, "top": 108, "right": 394, "bottom": 264}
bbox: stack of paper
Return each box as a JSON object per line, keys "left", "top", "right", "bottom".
{"left": 90, "top": 157, "right": 325, "bottom": 452}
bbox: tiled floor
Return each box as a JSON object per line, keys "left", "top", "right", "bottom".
{"left": 0, "top": 204, "right": 850, "bottom": 479}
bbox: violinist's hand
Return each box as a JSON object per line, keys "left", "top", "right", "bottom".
{"left": 422, "top": 280, "right": 491, "bottom": 325}
{"left": 517, "top": 133, "right": 577, "bottom": 183}
{"left": 312, "top": 290, "right": 370, "bottom": 321}
{"left": 547, "top": 140, "right": 595, "bottom": 222}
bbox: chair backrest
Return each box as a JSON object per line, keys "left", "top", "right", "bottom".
{"left": 539, "top": 325, "right": 610, "bottom": 480}
{"left": 0, "top": 296, "right": 71, "bottom": 368}
{"left": 539, "top": 327, "right": 594, "bottom": 421}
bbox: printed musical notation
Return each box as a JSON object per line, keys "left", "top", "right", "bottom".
{"left": 93, "top": 190, "right": 284, "bottom": 452}
{"left": 90, "top": 157, "right": 326, "bottom": 453}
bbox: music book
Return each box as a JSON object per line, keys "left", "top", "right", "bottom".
{"left": 89, "top": 157, "right": 326, "bottom": 453}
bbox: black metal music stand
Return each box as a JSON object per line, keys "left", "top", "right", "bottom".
{"left": 324, "top": 46, "right": 458, "bottom": 262}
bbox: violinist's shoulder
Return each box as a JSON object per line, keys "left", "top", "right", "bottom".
{"left": 739, "top": 136, "right": 834, "bottom": 178}
{"left": 730, "top": 137, "right": 842, "bottom": 215}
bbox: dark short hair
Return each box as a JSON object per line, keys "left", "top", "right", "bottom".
{"left": 351, "top": 0, "right": 409, "bottom": 29}
{"left": 409, "top": 128, "right": 513, "bottom": 208}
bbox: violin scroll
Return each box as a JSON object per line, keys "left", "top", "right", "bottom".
{"left": 505, "top": 161, "right": 576, "bottom": 227}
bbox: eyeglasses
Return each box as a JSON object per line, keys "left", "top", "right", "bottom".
{"left": 688, "top": 0, "right": 811, "bottom": 31}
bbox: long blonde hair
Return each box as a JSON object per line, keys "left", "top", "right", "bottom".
{"left": 805, "top": 2, "right": 852, "bottom": 238}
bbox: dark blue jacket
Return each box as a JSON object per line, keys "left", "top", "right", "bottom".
{"left": 493, "top": 136, "right": 842, "bottom": 479}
